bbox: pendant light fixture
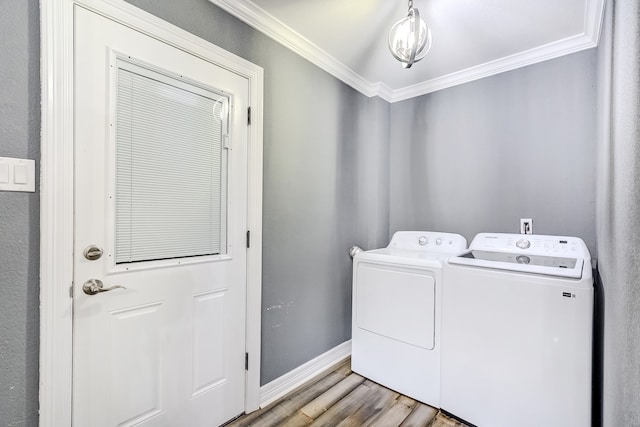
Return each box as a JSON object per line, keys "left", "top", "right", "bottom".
{"left": 388, "top": 0, "right": 432, "bottom": 69}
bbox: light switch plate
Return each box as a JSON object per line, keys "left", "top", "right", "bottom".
{"left": 0, "top": 163, "right": 9, "bottom": 183}
{"left": 0, "top": 157, "right": 36, "bottom": 192}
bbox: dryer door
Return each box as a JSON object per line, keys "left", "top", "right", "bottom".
{"left": 355, "top": 262, "right": 436, "bottom": 349}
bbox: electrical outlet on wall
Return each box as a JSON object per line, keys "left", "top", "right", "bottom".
{"left": 520, "top": 218, "right": 533, "bottom": 235}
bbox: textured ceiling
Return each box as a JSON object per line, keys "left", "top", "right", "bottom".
{"left": 209, "top": 0, "right": 605, "bottom": 101}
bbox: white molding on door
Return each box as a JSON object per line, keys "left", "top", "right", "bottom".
{"left": 259, "top": 340, "right": 352, "bottom": 408}
{"left": 39, "top": 1, "right": 264, "bottom": 425}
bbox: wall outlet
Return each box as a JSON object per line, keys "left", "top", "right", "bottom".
{"left": 520, "top": 218, "right": 533, "bottom": 235}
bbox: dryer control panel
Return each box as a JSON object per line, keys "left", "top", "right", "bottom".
{"left": 387, "top": 231, "right": 467, "bottom": 254}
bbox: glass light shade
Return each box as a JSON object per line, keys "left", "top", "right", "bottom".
{"left": 388, "top": 8, "right": 432, "bottom": 69}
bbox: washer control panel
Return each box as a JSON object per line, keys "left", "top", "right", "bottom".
{"left": 469, "top": 233, "right": 590, "bottom": 260}
{"left": 388, "top": 231, "right": 467, "bottom": 253}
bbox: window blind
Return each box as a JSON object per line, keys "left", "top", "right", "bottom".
{"left": 115, "top": 64, "right": 227, "bottom": 264}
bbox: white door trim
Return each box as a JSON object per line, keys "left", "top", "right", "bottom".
{"left": 39, "top": 1, "right": 264, "bottom": 425}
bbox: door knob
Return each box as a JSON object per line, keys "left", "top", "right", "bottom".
{"left": 82, "top": 279, "right": 126, "bottom": 295}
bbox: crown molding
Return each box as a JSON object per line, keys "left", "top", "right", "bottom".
{"left": 207, "top": 0, "right": 388, "bottom": 99}
{"left": 208, "top": 0, "right": 606, "bottom": 103}
{"left": 389, "top": 32, "right": 599, "bottom": 102}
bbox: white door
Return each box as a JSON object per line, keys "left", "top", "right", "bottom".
{"left": 72, "top": 7, "right": 249, "bottom": 426}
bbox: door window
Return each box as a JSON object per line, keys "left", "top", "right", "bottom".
{"left": 114, "top": 60, "right": 229, "bottom": 264}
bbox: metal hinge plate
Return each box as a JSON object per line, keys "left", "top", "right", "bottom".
{"left": 245, "top": 352, "right": 249, "bottom": 370}
{"left": 247, "top": 107, "right": 251, "bottom": 126}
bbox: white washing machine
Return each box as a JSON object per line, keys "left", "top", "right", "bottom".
{"left": 441, "top": 233, "right": 593, "bottom": 427}
{"left": 352, "top": 231, "right": 467, "bottom": 407}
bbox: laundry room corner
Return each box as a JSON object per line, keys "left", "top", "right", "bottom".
{"left": 388, "top": 50, "right": 598, "bottom": 254}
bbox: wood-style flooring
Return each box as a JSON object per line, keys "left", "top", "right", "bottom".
{"left": 226, "top": 359, "right": 468, "bottom": 427}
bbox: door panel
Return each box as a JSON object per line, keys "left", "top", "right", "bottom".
{"left": 73, "top": 6, "right": 248, "bottom": 426}
{"left": 192, "top": 290, "right": 227, "bottom": 396}
{"left": 110, "top": 301, "right": 164, "bottom": 425}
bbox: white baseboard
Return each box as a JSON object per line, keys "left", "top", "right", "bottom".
{"left": 259, "top": 340, "right": 352, "bottom": 408}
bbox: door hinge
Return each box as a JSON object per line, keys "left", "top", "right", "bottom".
{"left": 245, "top": 352, "right": 249, "bottom": 370}
{"left": 247, "top": 106, "right": 251, "bottom": 126}
{"left": 246, "top": 230, "right": 250, "bottom": 249}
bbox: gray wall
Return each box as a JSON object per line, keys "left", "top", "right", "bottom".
{"left": 597, "top": 0, "right": 640, "bottom": 425}
{"left": 389, "top": 50, "right": 598, "bottom": 254}
{"left": 0, "top": 0, "right": 40, "bottom": 425}
{"left": 125, "top": 0, "right": 390, "bottom": 384}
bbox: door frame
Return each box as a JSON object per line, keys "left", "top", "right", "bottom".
{"left": 39, "top": 1, "right": 264, "bottom": 425}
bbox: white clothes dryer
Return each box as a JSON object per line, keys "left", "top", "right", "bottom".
{"left": 351, "top": 231, "right": 467, "bottom": 407}
{"left": 441, "top": 233, "right": 594, "bottom": 427}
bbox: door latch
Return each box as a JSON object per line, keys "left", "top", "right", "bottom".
{"left": 83, "top": 245, "right": 103, "bottom": 261}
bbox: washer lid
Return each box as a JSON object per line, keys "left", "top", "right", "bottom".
{"left": 448, "top": 250, "right": 584, "bottom": 279}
